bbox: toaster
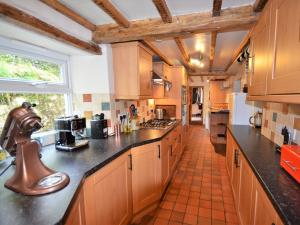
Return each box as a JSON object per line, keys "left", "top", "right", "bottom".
{"left": 280, "top": 145, "right": 300, "bottom": 183}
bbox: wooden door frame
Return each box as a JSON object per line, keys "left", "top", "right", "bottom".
{"left": 189, "top": 86, "right": 204, "bottom": 125}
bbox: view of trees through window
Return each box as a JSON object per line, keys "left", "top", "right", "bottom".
{"left": 0, "top": 93, "right": 66, "bottom": 133}
{"left": 0, "top": 53, "right": 67, "bottom": 133}
{"left": 0, "top": 53, "right": 62, "bottom": 82}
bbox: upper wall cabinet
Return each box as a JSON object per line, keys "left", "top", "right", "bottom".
{"left": 248, "top": 0, "right": 300, "bottom": 103}
{"left": 248, "top": 1, "right": 272, "bottom": 96}
{"left": 267, "top": 0, "right": 300, "bottom": 95}
{"left": 112, "top": 42, "right": 153, "bottom": 100}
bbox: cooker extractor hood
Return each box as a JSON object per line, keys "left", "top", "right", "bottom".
{"left": 152, "top": 71, "right": 172, "bottom": 91}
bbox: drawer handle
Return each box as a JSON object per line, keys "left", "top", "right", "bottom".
{"left": 158, "top": 145, "right": 161, "bottom": 159}
{"left": 128, "top": 154, "right": 132, "bottom": 170}
{"left": 234, "top": 149, "right": 240, "bottom": 168}
{"left": 283, "top": 160, "right": 298, "bottom": 171}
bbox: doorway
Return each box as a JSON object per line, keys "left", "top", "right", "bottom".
{"left": 189, "top": 86, "right": 204, "bottom": 125}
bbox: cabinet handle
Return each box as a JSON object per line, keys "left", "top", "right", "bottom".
{"left": 283, "top": 160, "right": 297, "bottom": 171}
{"left": 128, "top": 154, "right": 132, "bottom": 170}
{"left": 170, "top": 145, "right": 173, "bottom": 156}
{"left": 158, "top": 145, "right": 161, "bottom": 159}
{"left": 234, "top": 149, "right": 240, "bottom": 168}
{"left": 271, "top": 223, "right": 275, "bottom": 225}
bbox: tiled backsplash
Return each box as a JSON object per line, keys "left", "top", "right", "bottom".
{"left": 262, "top": 102, "right": 300, "bottom": 146}
{"left": 73, "top": 93, "right": 155, "bottom": 129}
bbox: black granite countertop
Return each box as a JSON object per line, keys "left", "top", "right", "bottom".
{"left": 0, "top": 122, "right": 180, "bottom": 225}
{"left": 227, "top": 125, "right": 300, "bottom": 225}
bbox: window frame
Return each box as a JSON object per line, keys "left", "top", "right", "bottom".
{"left": 0, "top": 36, "right": 72, "bottom": 115}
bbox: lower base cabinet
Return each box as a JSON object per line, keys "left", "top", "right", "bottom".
{"left": 238, "top": 154, "right": 254, "bottom": 225}
{"left": 83, "top": 151, "right": 133, "bottom": 225}
{"left": 65, "top": 125, "right": 183, "bottom": 225}
{"left": 65, "top": 191, "right": 86, "bottom": 225}
{"left": 251, "top": 179, "right": 277, "bottom": 225}
{"left": 226, "top": 131, "right": 284, "bottom": 225}
{"left": 131, "top": 142, "right": 162, "bottom": 214}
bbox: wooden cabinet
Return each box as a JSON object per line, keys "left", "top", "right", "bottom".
{"left": 227, "top": 130, "right": 284, "bottom": 225}
{"left": 248, "top": 2, "right": 271, "bottom": 96}
{"left": 226, "top": 132, "right": 234, "bottom": 178}
{"left": 161, "top": 134, "right": 170, "bottom": 190}
{"left": 83, "top": 151, "right": 132, "bottom": 225}
{"left": 267, "top": 0, "right": 300, "bottom": 95}
{"left": 247, "top": 0, "right": 300, "bottom": 103}
{"left": 231, "top": 147, "right": 241, "bottom": 206}
{"left": 131, "top": 142, "right": 161, "bottom": 214}
{"left": 112, "top": 42, "right": 153, "bottom": 99}
{"left": 251, "top": 180, "right": 277, "bottom": 225}
{"left": 238, "top": 154, "right": 254, "bottom": 225}
{"left": 65, "top": 190, "right": 86, "bottom": 225}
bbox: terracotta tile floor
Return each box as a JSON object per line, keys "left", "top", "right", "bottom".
{"left": 133, "top": 125, "right": 239, "bottom": 225}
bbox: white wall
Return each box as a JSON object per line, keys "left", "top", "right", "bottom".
{"left": 70, "top": 45, "right": 114, "bottom": 94}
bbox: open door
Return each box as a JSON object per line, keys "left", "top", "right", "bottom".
{"left": 189, "top": 86, "right": 204, "bottom": 125}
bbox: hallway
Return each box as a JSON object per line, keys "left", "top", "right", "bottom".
{"left": 137, "top": 125, "right": 239, "bottom": 225}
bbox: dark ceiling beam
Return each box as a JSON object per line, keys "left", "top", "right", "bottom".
{"left": 93, "top": 5, "right": 258, "bottom": 43}
{"left": 141, "top": 40, "right": 173, "bottom": 66}
{"left": 93, "top": 0, "right": 130, "bottom": 28}
{"left": 0, "top": 3, "right": 101, "bottom": 54}
{"left": 212, "top": 0, "right": 223, "bottom": 16}
{"left": 253, "top": 0, "right": 268, "bottom": 12}
{"left": 188, "top": 71, "right": 233, "bottom": 77}
{"left": 152, "top": 0, "right": 172, "bottom": 23}
{"left": 41, "top": 0, "right": 96, "bottom": 31}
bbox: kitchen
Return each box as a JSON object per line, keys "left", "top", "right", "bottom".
{"left": 0, "top": 0, "right": 299, "bottom": 225}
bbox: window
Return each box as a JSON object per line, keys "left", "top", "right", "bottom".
{"left": 0, "top": 37, "right": 71, "bottom": 133}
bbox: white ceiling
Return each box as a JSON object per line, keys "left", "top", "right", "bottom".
{"left": 0, "top": 0, "right": 255, "bottom": 73}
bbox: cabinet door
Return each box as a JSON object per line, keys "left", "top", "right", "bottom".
{"left": 226, "top": 132, "right": 234, "bottom": 178}
{"left": 112, "top": 44, "right": 139, "bottom": 99}
{"left": 65, "top": 191, "right": 86, "bottom": 225}
{"left": 238, "top": 154, "right": 254, "bottom": 225}
{"left": 84, "top": 152, "right": 132, "bottom": 225}
{"left": 248, "top": 4, "right": 270, "bottom": 96}
{"left": 268, "top": 0, "right": 300, "bottom": 94}
{"left": 161, "top": 135, "right": 170, "bottom": 189}
{"left": 131, "top": 142, "right": 161, "bottom": 214}
{"left": 231, "top": 147, "right": 241, "bottom": 206}
{"left": 139, "top": 46, "right": 153, "bottom": 97}
{"left": 251, "top": 180, "right": 277, "bottom": 225}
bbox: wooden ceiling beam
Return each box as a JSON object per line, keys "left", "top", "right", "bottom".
{"left": 188, "top": 71, "right": 233, "bottom": 77}
{"left": 0, "top": 3, "right": 101, "bottom": 54}
{"left": 93, "top": 0, "right": 130, "bottom": 28}
{"left": 209, "top": 31, "right": 217, "bottom": 72}
{"left": 152, "top": 0, "right": 172, "bottom": 23}
{"left": 93, "top": 5, "right": 257, "bottom": 43}
{"left": 253, "top": 0, "right": 268, "bottom": 12}
{"left": 141, "top": 40, "right": 173, "bottom": 66}
{"left": 41, "top": 0, "right": 96, "bottom": 31}
{"left": 212, "top": 0, "right": 223, "bottom": 16}
{"left": 174, "top": 37, "right": 190, "bottom": 65}
{"left": 225, "top": 30, "right": 251, "bottom": 71}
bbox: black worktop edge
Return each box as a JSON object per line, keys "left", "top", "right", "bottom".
{"left": 57, "top": 122, "right": 180, "bottom": 225}
{"left": 226, "top": 126, "right": 297, "bottom": 225}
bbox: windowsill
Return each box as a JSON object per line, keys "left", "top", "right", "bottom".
{"left": 32, "top": 130, "right": 57, "bottom": 147}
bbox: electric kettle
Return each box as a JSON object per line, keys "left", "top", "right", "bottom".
{"left": 249, "top": 111, "right": 263, "bottom": 128}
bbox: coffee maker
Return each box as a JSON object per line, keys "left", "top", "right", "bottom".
{"left": 55, "top": 115, "right": 89, "bottom": 151}
{"left": 0, "top": 102, "right": 69, "bottom": 195}
{"left": 91, "top": 113, "right": 108, "bottom": 139}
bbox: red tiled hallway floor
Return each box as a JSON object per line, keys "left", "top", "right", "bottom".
{"left": 133, "top": 125, "right": 239, "bottom": 225}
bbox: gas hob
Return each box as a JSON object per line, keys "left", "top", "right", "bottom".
{"left": 140, "top": 119, "right": 176, "bottom": 129}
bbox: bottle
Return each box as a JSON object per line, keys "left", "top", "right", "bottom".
{"left": 0, "top": 149, "right": 6, "bottom": 161}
